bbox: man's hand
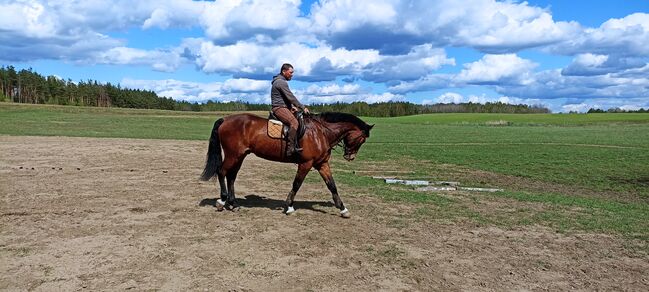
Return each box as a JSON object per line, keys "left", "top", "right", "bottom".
{"left": 304, "top": 107, "right": 310, "bottom": 114}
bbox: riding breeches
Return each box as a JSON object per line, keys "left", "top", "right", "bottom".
{"left": 271, "top": 107, "right": 298, "bottom": 131}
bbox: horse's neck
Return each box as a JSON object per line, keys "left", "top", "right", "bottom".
{"left": 320, "top": 121, "right": 353, "bottom": 146}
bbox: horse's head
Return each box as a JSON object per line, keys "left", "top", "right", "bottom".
{"left": 342, "top": 124, "right": 374, "bottom": 161}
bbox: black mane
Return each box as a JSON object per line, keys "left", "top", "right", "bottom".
{"left": 313, "top": 112, "right": 372, "bottom": 136}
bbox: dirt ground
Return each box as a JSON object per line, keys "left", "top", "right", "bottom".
{"left": 1, "top": 136, "right": 647, "bottom": 291}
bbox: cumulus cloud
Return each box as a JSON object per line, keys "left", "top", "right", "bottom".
{"left": 121, "top": 78, "right": 270, "bottom": 103}
{"left": 455, "top": 54, "right": 537, "bottom": 85}
{"left": 361, "top": 44, "right": 455, "bottom": 82}
{"left": 494, "top": 69, "right": 649, "bottom": 100}
{"left": 310, "top": 0, "right": 580, "bottom": 53}
{"left": 121, "top": 78, "right": 401, "bottom": 105}
{"left": 390, "top": 52, "right": 649, "bottom": 108}
{"left": 0, "top": 0, "right": 202, "bottom": 62}
{"left": 388, "top": 74, "right": 452, "bottom": 94}
{"left": 199, "top": 0, "right": 307, "bottom": 43}
{"left": 302, "top": 92, "right": 404, "bottom": 104}
{"left": 559, "top": 97, "right": 649, "bottom": 113}
{"left": 300, "top": 83, "right": 363, "bottom": 96}
{"left": 94, "top": 47, "right": 183, "bottom": 72}
{"left": 296, "top": 83, "right": 403, "bottom": 104}
{"left": 192, "top": 40, "right": 380, "bottom": 81}
{"left": 423, "top": 92, "right": 543, "bottom": 107}
{"left": 549, "top": 13, "right": 649, "bottom": 57}
{"left": 561, "top": 54, "right": 647, "bottom": 76}
{"left": 435, "top": 92, "right": 464, "bottom": 104}
{"left": 389, "top": 54, "right": 538, "bottom": 93}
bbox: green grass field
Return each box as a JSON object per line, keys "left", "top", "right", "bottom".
{"left": 2, "top": 103, "right": 648, "bottom": 249}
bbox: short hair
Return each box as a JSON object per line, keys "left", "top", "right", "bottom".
{"left": 280, "top": 63, "right": 293, "bottom": 73}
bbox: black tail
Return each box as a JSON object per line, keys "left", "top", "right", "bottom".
{"left": 200, "top": 118, "right": 224, "bottom": 181}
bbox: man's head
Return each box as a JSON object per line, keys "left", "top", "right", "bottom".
{"left": 280, "top": 63, "right": 294, "bottom": 80}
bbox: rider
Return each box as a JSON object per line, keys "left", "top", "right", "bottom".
{"left": 271, "top": 63, "right": 310, "bottom": 157}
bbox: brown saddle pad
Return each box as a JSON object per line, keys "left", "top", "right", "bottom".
{"left": 267, "top": 119, "right": 284, "bottom": 139}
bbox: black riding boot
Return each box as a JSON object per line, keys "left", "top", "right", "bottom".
{"left": 286, "top": 128, "right": 302, "bottom": 157}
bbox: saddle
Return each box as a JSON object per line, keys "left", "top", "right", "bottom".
{"left": 267, "top": 111, "right": 306, "bottom": 140}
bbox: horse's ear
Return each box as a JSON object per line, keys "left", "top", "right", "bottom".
{"left": 364, "top": 124, "right": 374, "bottom": 137}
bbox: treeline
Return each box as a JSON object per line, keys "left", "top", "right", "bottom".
{"left": 587, "top": 108, "right": 648, "bottom": 113}
{"left": 308, "top": 101, "right": 549, "bottom": 116}
{"left": 1, "top": 65, "right": 549, "bottom": 116}
{"left": 0, "top": 66, "right": 177, "bottom": 109}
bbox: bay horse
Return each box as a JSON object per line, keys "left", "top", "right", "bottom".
{"left": 200, "top": 112, "right": 373, "bottom": 218}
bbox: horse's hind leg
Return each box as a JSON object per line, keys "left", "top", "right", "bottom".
{"left": 220, "top": 154, "right": 246, "bottom": 211}
{"left": 215, "top": 174, "right": 227, "bottom": 211}
{"left": 285, "top": 161, "right": 313, "bottom": 214}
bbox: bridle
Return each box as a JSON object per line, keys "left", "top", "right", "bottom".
{"left": 309, "top": 115, "right": 362, "bottom": 152}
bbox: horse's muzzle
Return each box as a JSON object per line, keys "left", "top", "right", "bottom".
{"left": 343, "top": 153, "right": 356, "bottom": 161}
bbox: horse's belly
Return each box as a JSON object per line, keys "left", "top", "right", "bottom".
{"left": 250, "top": 137, "right": 285, "bottom": 161}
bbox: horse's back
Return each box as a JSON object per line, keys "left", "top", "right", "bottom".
{"left": 222, "top": 113, "right": 284, "bottom": 160}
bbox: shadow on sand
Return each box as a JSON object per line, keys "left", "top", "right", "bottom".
{"left": 199, "top": 194, "right": 335, "bottom": 214}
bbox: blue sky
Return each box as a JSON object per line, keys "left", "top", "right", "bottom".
{"left": 1, "top": 0, "right": 648, "bottom": 112}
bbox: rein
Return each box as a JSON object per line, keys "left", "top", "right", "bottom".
{"left": 309, "top": 115, "right": 346, "bottom": 151}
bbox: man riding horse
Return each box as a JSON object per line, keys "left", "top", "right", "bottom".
{"left": 270, "top": 63, "right": 310, "bottom": 158}
{"left": 200, "top": 63, "right": 374, "bottom": 218}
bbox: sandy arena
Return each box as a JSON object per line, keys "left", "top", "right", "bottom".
{"left": 1, "top": 136, "right": 647, "bottom": 291}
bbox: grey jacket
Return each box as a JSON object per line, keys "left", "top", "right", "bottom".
{"left": 270, "top": 74, "right": 304, "bottom": 109}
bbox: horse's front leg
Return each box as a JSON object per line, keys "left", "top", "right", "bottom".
{"left": 316, "top": 162, "right": 350, "bottom": 218}
{"left": 285, "top": 161, "right": 313, "bottom": 215}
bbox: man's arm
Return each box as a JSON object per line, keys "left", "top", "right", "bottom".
{"left": 277, "top": 79, "right": 305, "bottom": 109}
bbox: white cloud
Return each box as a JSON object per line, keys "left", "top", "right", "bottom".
{"left": 423, "top": 92, "right": 543, "bottom": 107}
{"left": 200, "top": 0, "right": 303, "bottom": 42}
{"left": 223, "top": 78, "right": 269, "bottom": 93}
{"left": 310, "top": 0, "right": 398, "bottom": 34}
{"left": 494, "top": 68, "right": 649, "bottom": 101}
{"left": 388, "top": 74, "right": 451, "bottom": 94}
{"left": 94, "top": 47, "right": 183, "bottom": 72}
{"left": 296, "top": 83, "right": 401, "bottom": 104}
{"left": 561, "top": 54, "right": 647, "bottom": 76}
{"left": 455, "top": 54, "right": 537, "bottom": 84}
{"left": 561, "top": 103, "right": 590, "bottom": 112}
{"left": 388, "top": 54, "right": 538, "bottom": 93}
{"left": 574, "top": 53, "right": 609, "bottom": 67}
{"left": 121, "top": 78, "right": 269, "bottom": 103}
{"left": 303, "top": 92, "right": 404, "bottom": 104}
{"left": 310, "top": 0, "right": 580, "bottom": 53}
{"left": 300, "top": 84, "right": 363, "bottom": 96}
{"left": 121, "top": 77, "right": 402, "bottom": 105}
{"left": 436, "top": 92, "right": 464, "bottom": 104}
{"left": 361, "top": 44, "right": 455, "bottom": 82}
{"left": 193, "top": 41, "right": 380, "bottom": 80}
{"left": 549, "top": 13, "right": 649, "bottom": 57}
{"left": 0, "top": 1, "right": 57, "bottom": 38}
{"left": 0, "top": 0, "right": 204, "bottom": 62}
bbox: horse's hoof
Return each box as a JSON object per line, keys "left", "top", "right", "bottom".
{"left": 285, "top": 206, "right": 296, "bottom": 215}
{"left": 215, "top": 199, "right": 226, "bottom": 212}
{"left": 340, "top": 208, "right": 351, "bottom": 218}
{"left": 226, "top": 204, "right": 240, "bottom": 212}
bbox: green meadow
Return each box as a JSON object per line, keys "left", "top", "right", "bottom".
{"left": 2, "top": 103, "right": 648, "bottom": 249}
